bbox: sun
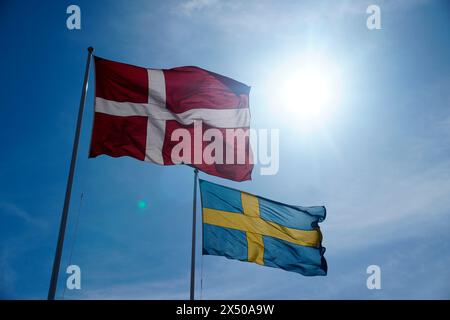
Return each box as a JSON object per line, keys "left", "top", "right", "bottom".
{"left": 273, "top": 56, "right": 341, "bottom": 130}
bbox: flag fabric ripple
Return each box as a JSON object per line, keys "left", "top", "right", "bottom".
{"left": 89, "top": 56, "right": 253, "bottom": 182}
{"left": 200, "top": 180, "right": 328, "bottom": 276}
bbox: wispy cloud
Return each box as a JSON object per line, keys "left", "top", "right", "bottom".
{"left": 0, "top": 202, "right": 47, "bottom": 228}
{"left": 0, "top": 250, "right": 17, "bottom": 299}
{"left": 75, "top": 278, "right": 188, "bottom": 300}
{"left": 179, "top": 0, "right": 220, "bottom": 15}
{"left": 174, "top": 0, "right": 434, "bottom": 32}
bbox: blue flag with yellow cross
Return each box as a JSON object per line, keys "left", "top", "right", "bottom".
{"left": 200, "top": 180, "right": 327, "bottom": 276}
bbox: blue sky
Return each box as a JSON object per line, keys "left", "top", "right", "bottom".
{"left": 0, "top": 0, "right": 449, "bottom": 299}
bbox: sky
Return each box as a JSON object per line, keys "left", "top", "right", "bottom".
{"left": 0, "top": 0, "right": 449, "bottom": 299}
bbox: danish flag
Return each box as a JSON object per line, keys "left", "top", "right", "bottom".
{"left": 89, "top": 56, "right": 253, "bottom": 181}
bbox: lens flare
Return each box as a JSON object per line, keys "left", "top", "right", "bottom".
{"left": 137, "top": 200, "right": 147, "bottom": 210}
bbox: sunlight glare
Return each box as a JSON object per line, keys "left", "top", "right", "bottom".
{"left": 275, "top": 55, "right": 341, "bottom": 130}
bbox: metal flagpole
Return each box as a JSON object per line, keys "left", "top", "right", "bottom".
{"left": 48, "top": 46, "right": 94, "bottom": 300}
{"left": 190, "top": 168, "right": 199, "bottom": 300}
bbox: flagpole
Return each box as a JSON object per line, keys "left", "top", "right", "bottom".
{"left": 48, "top": 47, "right": 94, "bottom": 300}
{"left": 190, "top": 168, "right": 199, "bottom": 300}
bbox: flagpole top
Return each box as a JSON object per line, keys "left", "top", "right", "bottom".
{"left": 87, "top": 47, "right": 94, "bottom": 53}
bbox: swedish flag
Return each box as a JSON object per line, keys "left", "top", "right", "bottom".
{"left": 200, "top": 180, "right": 327, "bottom": 276}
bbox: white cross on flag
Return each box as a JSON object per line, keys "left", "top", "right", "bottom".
{"left": 89, "top": 56, "right": 253, "bottom": 181}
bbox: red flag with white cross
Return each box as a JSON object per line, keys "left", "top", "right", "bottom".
{"left": 89, "top": 56, "right": 253, "bottom": 181}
